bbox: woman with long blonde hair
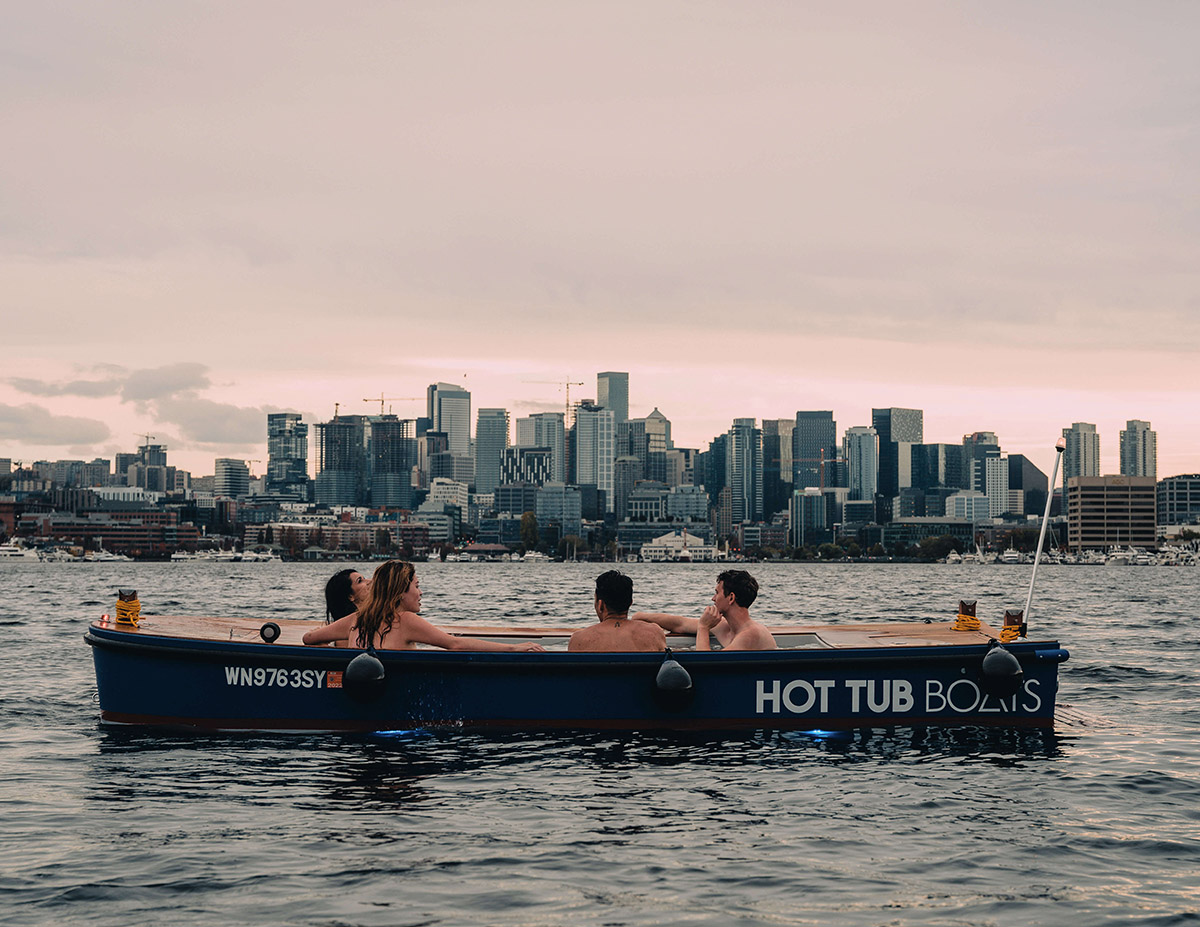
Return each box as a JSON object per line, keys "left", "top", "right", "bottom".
{"left": 304, "top": 560, "right": 543, "bottom": 652}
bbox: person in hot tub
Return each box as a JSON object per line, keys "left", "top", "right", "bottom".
{"left": 633, "top": 569, "right": 777, "bottom": 651}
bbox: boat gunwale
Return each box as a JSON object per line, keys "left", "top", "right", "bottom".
{"left": 84, "top": 623, "right": 1066, "bottom": 671}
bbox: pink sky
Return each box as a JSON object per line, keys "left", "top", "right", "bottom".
{"left": 2, "top": 3, "right": 1197, "bottom": 481}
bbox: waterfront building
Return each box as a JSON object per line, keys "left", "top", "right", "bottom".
{"left": 426, "top": 382, "right": 471, "bottom": 457}
{"left": 865, "top": 518, "right": 975, "bottom": 553}
{"left": 573, "top": 402, "right": 616, "bottom": 513}
{"left": 1156, "top": 474, "right": 1200, "bottom": 527}
{"left": 314, "top": 415, "right": 368, "bottom": 506}
{"left": 214, "top": 459, "right": 250, "bottom": 499}
{"left": 946, "top": 490, "right": 991, "bottom": 522}
{"left": 1066, "top": 475, "right": 1156, "bottom": 551}
{"left": 266, "top": 413, "right": 309, "bottom": 498}
{"left": 792, "top": 411, "right": 838, "bottom": 490}
{"left": 474, "top": 408, "right": 510, "bottom": 494}
{"left": 596, "top": 371, "right": 629, "bottom": 424}
{"left": 841, "top": 499, "right": 876, "bottom": 530}
{"left": 843, "top": 426, "right": 878, "bottom": 502}
{"left": 1120, "top": 420, "right": 1157, "bottom": 480}
{"left": 639, "top": 529, "right": 720, "bottom": 562}
{"left": 872, "top": 408, "right": 923, "bottom": 509}
{"left": 726, "top": 418, "right": 763, "bottom": 524}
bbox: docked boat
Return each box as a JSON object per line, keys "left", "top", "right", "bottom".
{"left": 0, "top": 542, "right": 41, "bottom": 560}
{"left": 85, "top": 597, "right": 1068, "bottom": 733}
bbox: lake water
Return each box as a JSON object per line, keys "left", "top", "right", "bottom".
{"left": 1, "top": 561, "right": 1198, "bottom": 926}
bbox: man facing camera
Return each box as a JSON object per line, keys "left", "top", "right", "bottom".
{"left": 568, "top": 570, "right": 667, "bottom": 653}
{"left": 634, "top": 569, "right": 777, "bottom": 651}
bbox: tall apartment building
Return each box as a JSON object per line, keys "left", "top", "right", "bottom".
{"left": 426, "top": 382, "right": 471, "bottom": 456}
{"left": 596, "top": 372, "right": 629, "bottom": 424}
{"left": 266, "top": 412, "right": 309, "bottom": 498}
{"left": 573, "top": 402, "right": 616, "bottom": 513}
{"left": 726, "top": 418, "right": 763, "bottom": 524}
{"left": 843, "top": 426, "right": 878, "bottom": 502}
{"left": 1062, "top": 423, "right": 1101, "bottom": 480}
{"left": 474, "top": 408, "right": 510, "bottom": 494}
{"left": 1120, "top": 420, "right": 1157, "bottom": 480}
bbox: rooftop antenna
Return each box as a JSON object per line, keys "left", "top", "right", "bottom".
{"left": 1022, "top": 437, "right": 1067, "bottom": 624}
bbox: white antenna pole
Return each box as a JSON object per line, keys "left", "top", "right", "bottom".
{"left": 1023, "top": 437, "right": 1067, "bottom": 622}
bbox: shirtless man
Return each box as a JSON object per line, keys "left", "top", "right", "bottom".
{"left": 633, "top": 569, "right": 777, "bottom": 651}
{"left": 568, "top": 570, "right": 667, "bottom": 653}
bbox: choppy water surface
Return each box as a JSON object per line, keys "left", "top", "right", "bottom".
{"left": 1, "top": 561, "right": 1198, "bottom": 926}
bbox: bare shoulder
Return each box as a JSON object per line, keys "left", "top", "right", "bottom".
{"left": 728, "top": 622, "right": 779, "bottom": 651}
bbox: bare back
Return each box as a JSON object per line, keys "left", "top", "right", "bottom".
{"left": 569, "top": 619, "right": 667, "bottom": 653}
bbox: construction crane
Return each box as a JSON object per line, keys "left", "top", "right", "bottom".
{"left": 363, "top": 394, "right": 422, "bottom": 415}
{"left": 523, "top": 379, "right": 585, "bottom": 425}
{"left": 793, "top": 450, "right": 846, "bottom": 491}
{"left": 135, "top": 433, "right": 157, "bottom": 447}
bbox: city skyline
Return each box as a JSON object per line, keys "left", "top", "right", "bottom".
{"left": 3, "top": 4, "right": 1198, "bottom": 479}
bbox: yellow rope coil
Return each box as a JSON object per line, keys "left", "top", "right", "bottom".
{"left": 999, "top": 624, "right": 1020, "bottom": 643}
{"left": 115, "top": 598, "right": 141, "bottom": 626}
{"left": 952, "top": 612, "right": 981, "bottom": 631}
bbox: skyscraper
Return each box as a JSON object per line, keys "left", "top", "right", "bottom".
{"left": 315, "top": 414, "right": 368, "bottom": 505}
{"left": 214, "top": 458, "right": 250, "bottom": 498}
{"left": 872, "top": 408, "right": 924, "bottom": 506}
{"left": 843, "top": 426, "right": 878, "bottom": 502}
{"left": 474, "top": 408, "right": 510, "bottom": 494}
{"left": 367, "top": 416, "right": 416, "bottom": 508}
{"left": 1120, "top": 420, "right": 1157, "bottom": 480}
{"left": 726, "top": 418, "right": 763, "bottom": 524}
{"left": 573, "top": 402, "right": 616, "bottom": 513}
{"left": 792, "top": 411, "right": 838, "bottom": 490}
{"left": 266, "top": 412, "right": 309, "bottom": 498}
{"left": 596, "top": 372, "right": 629, "bottom": 424}
{"left": 1062, "top": 423, "right": 1100, "bottom": 480}
{"left": 426, "top": 382, "right": 471, "bottom": 456}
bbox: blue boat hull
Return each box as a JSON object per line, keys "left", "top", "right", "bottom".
{"left": 85, "top": 624, "right": 1068, "bottom": 732}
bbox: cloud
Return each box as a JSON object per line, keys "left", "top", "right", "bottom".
{"left": 120, "top": 363, "right": 211, "bottom": 402}
{"left": 6, "top": 375, "right": 124, "bottom": 397}
{"left": 152, "top": 395, "right": 268, "bottom": 446}
{"left": 6, "top": 362, "right": 212, "bottom": 402}
{"left": 0, "top": 403, "right": 110, "bottom": 444}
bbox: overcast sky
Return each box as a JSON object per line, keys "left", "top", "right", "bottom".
{"left": 2, "top": 2, "right": 1197, "bottom": 480}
